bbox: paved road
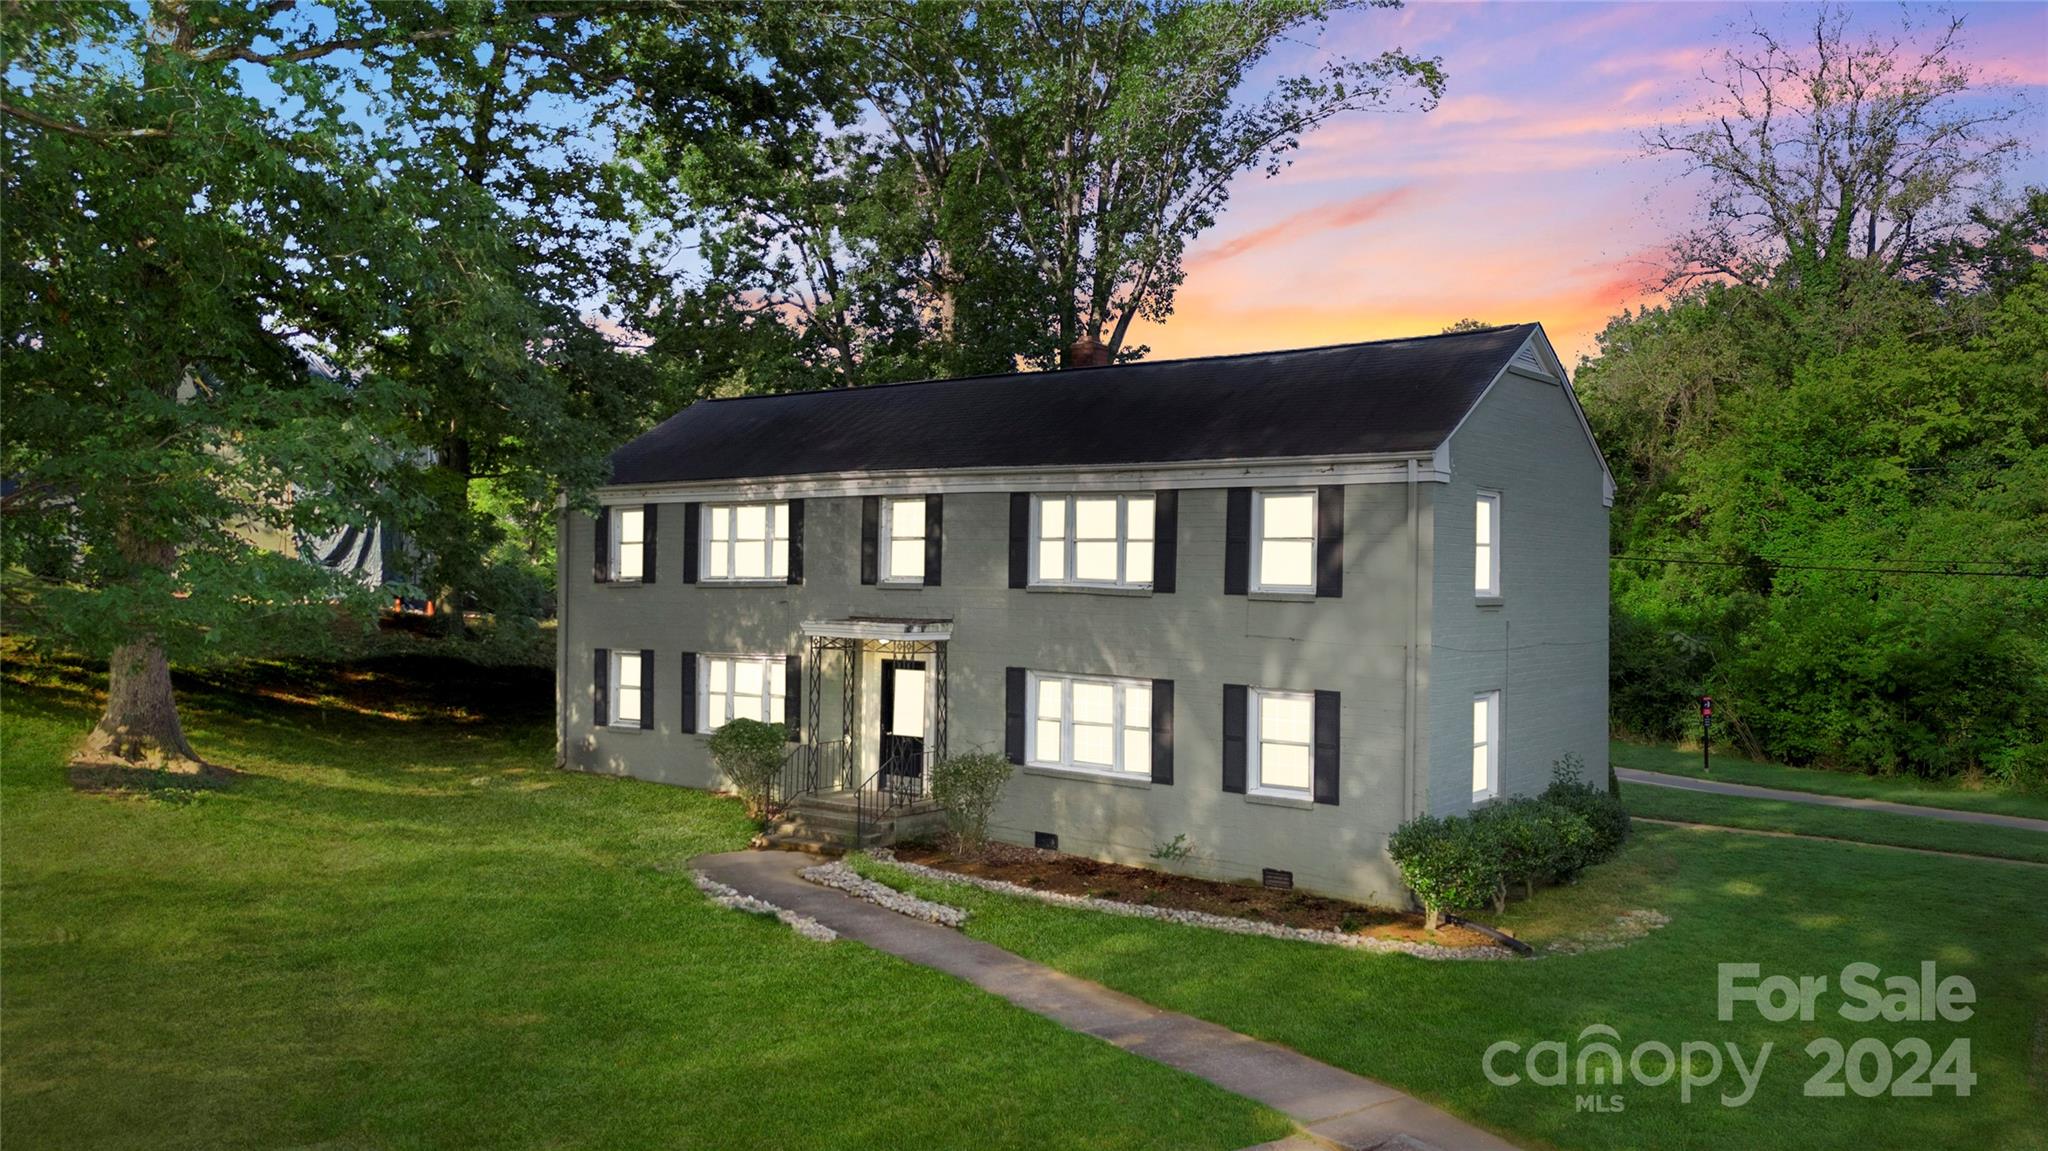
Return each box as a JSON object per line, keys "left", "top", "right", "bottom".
{"left": 696, "top": 850, "right": 1522, "bottom": 1151}
{"left": 1616, "top": 768, "right": 2048, "bottom": 833}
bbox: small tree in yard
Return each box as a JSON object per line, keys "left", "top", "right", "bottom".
{"left": 930, "top": 751, "right": 1012, "bottom": 856}
{"left": 708, "top": 719, "right": 787, "bottom": 821}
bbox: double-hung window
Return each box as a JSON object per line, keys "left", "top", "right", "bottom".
{"left": 611, "top": 651, "right": 645, "bottom": 728}
{"left": 612, "top": 508, "right": 646, "bottom": 581}
{"left": 881, "top": 497, "right": 926, "bottom": 583}
{"left": 702, "top": 502, "right": 788, "bottom": 582}
{"left": 1248, "top": 688, "right": 1314, "bottom": 796}
{"left": 1027, "top": 671, "right": 1151, "bottom": 776}
{"left": 699, "top": 655, "right": 787, "bottom": 731}
{"left": 1475, "top": 492, "right": 1501, "bottom": 598}
{"left": 1252, "top": 490, "right": 1316, "bottom": 592}
{"left": 1472, "top": 690, "right": 1501, "bottom": 800}
{"left": 1033, "top": 494, "right": 1154, "bottom": 588}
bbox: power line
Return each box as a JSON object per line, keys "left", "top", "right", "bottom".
{"left": 1611, "top": 553, "right": 2046, "bottom": 578}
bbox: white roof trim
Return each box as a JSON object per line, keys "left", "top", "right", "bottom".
{"left": 801, "top": 618, "right": 953, "bottom": 641}
{"left": 1441, "top": 325, "right": 1616, "bottom": 508}
{"left": 600, "top": 451, "right": 1449, "bottom": 504}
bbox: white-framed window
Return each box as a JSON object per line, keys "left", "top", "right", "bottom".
{"left": 1475, "top": 491, "right": 1501, "bottom": 598}
{"left": 612, "top": 507, "right": 646, "bottom": 582}
{"left": 701, "top": 502, "right": 789, "bottom": 582}
{"left": 1251, "top": 490, "right": 1316, "bottom": 592}
{"left": 700, "top": 654, "right": 787, "bottom": 731}
{"left": 881, "top": 497, "right": 926, "bottom": 584}
{"left": 1026, "top": 671, "right": 1152, "bottom": 776}
{"left": 611, "top": 650, "right": 645, "bottom": 728}
{"left": 1472, "top": 690, "right": 1501, "bottom": 800}
{"left": 1248, "top": 688, "right": 1314, "bottom": 795}
{"left": 1032, "top": 493, "right": 1154, "bottom": 588}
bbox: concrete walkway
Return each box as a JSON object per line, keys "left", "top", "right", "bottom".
{"left": 1616, "top": 768, "right": 2048, "bottom": 833}
{"left": 696, "top": 851, "right": 1521, "bottom": 1151}
{"left": 1634, "top": 817, "right": 2048, "bottom": 868}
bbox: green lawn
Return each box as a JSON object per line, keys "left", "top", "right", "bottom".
{"left": 855, "top": 829, "right": 2048, "bottom": 1151}
{"left": 1610, "top": 740, "right": 2048, "bottom": 821}
{"left": 1623, "top": 783, "right": 2048, "bottom": 864}
{"left": 0, "top": 652, "right": 1289, "bottom": 1151}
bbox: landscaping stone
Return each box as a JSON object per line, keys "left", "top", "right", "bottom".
{"left": 800, "top": 860, "right": 970, "bottom": 928}
{"left": 690, "top": 870, "right": 839, "bottom": 942}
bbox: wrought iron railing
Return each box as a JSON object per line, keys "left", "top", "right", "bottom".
{"left": 770, "top": 739, "right": 849, "bottom": 813}
{"left": 854, "top": 746, "right": 929, "bottom": 846}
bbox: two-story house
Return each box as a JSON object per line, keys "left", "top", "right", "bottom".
{"left": 555, "top": 323, "right": 1612, "bottom": 907}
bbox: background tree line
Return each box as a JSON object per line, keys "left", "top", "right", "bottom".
{"left": 1579, "top": 5, "right": 2046, "bottom": 784}
{"left": 2, "top": 0, "right": 1438, "bottom": 767}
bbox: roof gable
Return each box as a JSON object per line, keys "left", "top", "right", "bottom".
{"left": 608, "top": 324, "right": 1540, "bottom": 486}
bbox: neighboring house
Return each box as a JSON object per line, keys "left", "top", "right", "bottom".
{"left": 556, "top": 324, "right": 1612, "bottom": 907}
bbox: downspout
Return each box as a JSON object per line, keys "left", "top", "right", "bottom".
{"left": 1404, "top": 457, "right": 1421, "bottom": 819}
{"left": 554, "top": 494, "right": 570, "bottom": 770}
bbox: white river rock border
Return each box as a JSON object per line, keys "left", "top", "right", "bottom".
{"left": 691, "top": 870, "right": 838, "bottom": 942}
{"left": 800, "top": 860, "right": 970, "bottom": 928}
{"left": 860, "top": 851, "right": 1516, "bottom": 961}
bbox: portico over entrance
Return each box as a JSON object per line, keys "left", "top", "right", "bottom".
{"left": 787, "top": 617, "right": 951, "bottom": 808}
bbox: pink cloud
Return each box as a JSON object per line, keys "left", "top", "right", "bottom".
{"left": 1195, "top": 187, "right": 1418, "bottom": 265}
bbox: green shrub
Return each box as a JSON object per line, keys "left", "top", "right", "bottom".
{"left": 1387, "top": 815, "right": 1502, "bottom": 931}
{"left": 706, "top": 718, "right": 788, "bottom": 820}
{"left": 1543, "top": 754, "right": 1632, "bottom": 862}
{"left": 929, "top": 750, "right": 1013, "bottom": 855}
{"left": 1472, "top": 798, "right": 1596, "bottom": 903}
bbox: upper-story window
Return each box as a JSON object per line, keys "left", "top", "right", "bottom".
{"left": 702, "top": 502, "right": 789, "bottom": 582}
{"left": 1475, "top": 492, "right": 1501, "bottom": 598}
{"left": 1033, "top": 493, "right": 1153, "bottom": 588}
{"left": 1252, "top": 490, "right": 1316, "bottom": 592}
{"left": 882, "top": 497, "right": 926, "bottom": 584}
{"left": 1027, "top": 671, "right": 1151, "bottom": 776}
{"left": 612, "top": 508, "right": 646, "bottom": 582}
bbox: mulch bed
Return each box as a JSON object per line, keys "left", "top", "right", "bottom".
{"left": 894, "top": 841, "right": 1500, "bottom": 949}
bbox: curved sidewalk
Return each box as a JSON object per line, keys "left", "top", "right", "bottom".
{"left": 1615, "top": 768, "right": 2048, "bottom": 833}
{"left": 696, "top": 850, "right": 1521, "bottom": 1151}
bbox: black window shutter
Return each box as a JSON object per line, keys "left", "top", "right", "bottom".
{"left": 860, "top": 496, "right": 880, "bottom": 585}
{"left": 1224, "top": 488, "right": 1251, "bottom": 595}
{"left": 1152, "top": 491, "right": 1178, "bottom": 593}
{"left": 681, "top": 503, "right": 700, "bottom": 585}
{"left": 924, "top": 495, "right": 943, "bottom": 587}
{"left": 786, "top": 500, "right": 805, "bottom": 584}
{"left": 1008, "top": 493, "right": 1030, "bottom": 588}
{"left": 1316, "top": 486, "right": 1344, "bottom": 598}
{"left": 594, "top": 648, "right": 610, "bottom": 726}
{"left": 1004, "top": 666, "right": 1027, "bottom": 764}
{"left": 593, "top": 509, "right": 611, "bottom": 584}
{"left": 640, "top": 649, "right": 656, "bottom": 730}
{"left": 784, "top": 652, "right": 802, "bottom": 742}
{"left": 1150, "top": 678, "right": 1174, "bottom": 785}
{"left": 679, "top": 651, "right": 697, "bottom": 734}
{"left": 1221, "top": 683, "right": 1247, "bottom": 793}
{"left": 641, "top": 504, "right": 658, "bottom": 584}
{"left": 1313, "top": 689, "right": 1340, "bottom": 805}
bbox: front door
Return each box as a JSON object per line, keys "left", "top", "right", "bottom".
{"left": 879, "top": 659, "right": 927, "bottom": 783}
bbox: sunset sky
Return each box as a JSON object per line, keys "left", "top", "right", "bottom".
{"left": 1133, "top": 0, "right": 2048, "bottom": 368}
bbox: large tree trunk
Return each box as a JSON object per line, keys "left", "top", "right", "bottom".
{"left": 78, "top": 637, "right": 204, "bottom": 770}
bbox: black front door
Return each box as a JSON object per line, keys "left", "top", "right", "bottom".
{"left": 879, "top": 658, "right": 927, "bottom": 781}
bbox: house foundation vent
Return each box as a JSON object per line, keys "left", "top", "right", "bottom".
{"left": 1261, "top": 868, "right": 1294, "bottom": 891}
{"left": 1034, "top": 832, "right": 1059, "bottom": 852}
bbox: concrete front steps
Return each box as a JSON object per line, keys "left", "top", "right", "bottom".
{"left": 763, "top": 789, "right": 946, "bottom": 855}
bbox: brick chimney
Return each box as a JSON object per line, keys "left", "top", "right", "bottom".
{"left": 1066, "top": 335, "right": 1110, "bottom": 369}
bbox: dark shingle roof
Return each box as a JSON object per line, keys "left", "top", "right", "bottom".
{"left": 608, "top": 324, "right": 1538, "bottom": 485}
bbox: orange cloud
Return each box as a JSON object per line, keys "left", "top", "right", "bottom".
{"left": 1195, "top": 186, "right": 1417, "bottom": 265}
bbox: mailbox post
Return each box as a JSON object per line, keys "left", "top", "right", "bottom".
{"left": 1699, "top": 695, "right": 1713, "bottom": 774}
